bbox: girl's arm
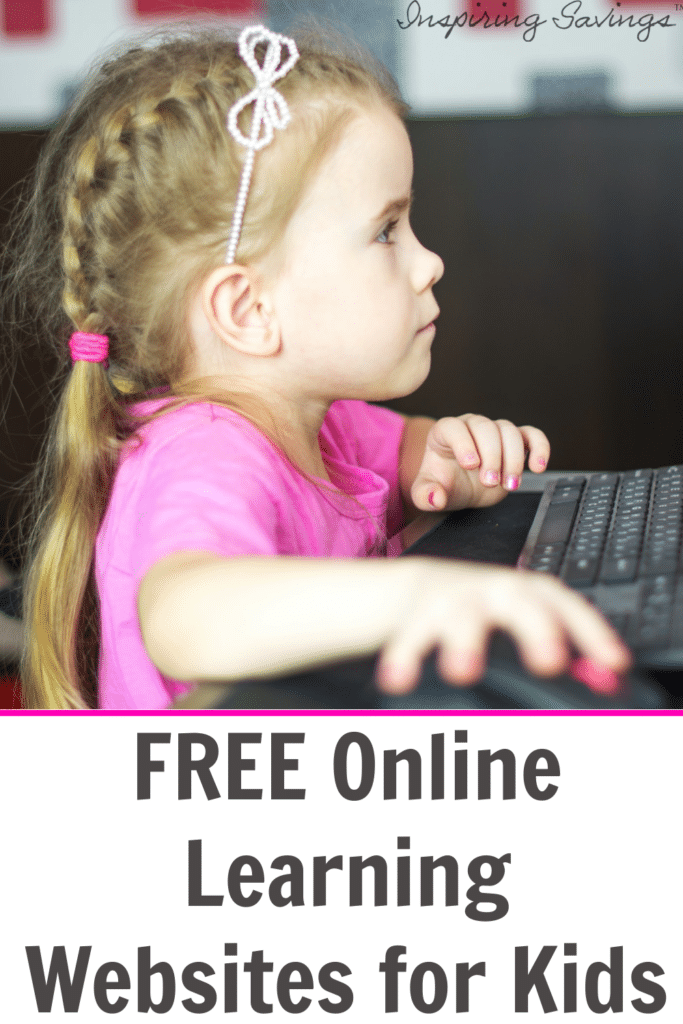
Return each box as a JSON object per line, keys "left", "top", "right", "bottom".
{"left": 397, "top": 413, "right": 550, "bottom": 516}
{"left": 138, "top": 551, "right": 630, "bottom": 692}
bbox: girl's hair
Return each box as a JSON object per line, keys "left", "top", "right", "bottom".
{"left": 6, "top": 22, "right": 407, "bottom": 709}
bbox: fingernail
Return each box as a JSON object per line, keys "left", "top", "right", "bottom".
{"left": 377, "top": 662, "right": 412, "bottom": 693}
{"left": 462, "top": 452, "right": 479, "bottom": 467}
{"left": 505, "top": 475, "right": 519, "bottom": 491}
{"left": 483, "top": 470, "right": 499, "bottom": 486}
{"left": 428, "top": 490, "right": 436, "bottom": 507}
{"left": 537, "top": 457, "right": 547, "bottom": 469}
{"left": 570, "top": 657, "right": 621, "bottom": 695}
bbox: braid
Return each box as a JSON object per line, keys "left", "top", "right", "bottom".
{"left": 61, "top": 112, "right": 133, "bottom": 334}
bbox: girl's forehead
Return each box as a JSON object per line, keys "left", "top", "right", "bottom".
{"left": 331, "top": 106, "right": 411, "bottom": 174}
{"left": 298, "top": 107, "right": 413, "bottom": 219}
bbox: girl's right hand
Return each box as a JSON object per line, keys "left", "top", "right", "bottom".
{"left": 376, "top": 561, "right": 632, "bottom": 694}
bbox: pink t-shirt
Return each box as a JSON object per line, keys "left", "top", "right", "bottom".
{"left": 95, "top": 399, "right": 406, "bottom": 710}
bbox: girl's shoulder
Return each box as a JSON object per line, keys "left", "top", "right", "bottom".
{"left": 107, "top": 400, "right": 287, "bottom": 534}
{"left": 120, "top": 397, "right": 405, "bottom": 473}
{"left": 125, "top": 398, "right": 273, "bottom": 458}
{"left": 126, "top": 398, "right": 403, "bottom": 448}
{"left": 130, "top": 396, "right": 251, "bottom": 427}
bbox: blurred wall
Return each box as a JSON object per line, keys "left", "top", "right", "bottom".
{"left": 390, "top": 112, "right": 683, "bottom": 474}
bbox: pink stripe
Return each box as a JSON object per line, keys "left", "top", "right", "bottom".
{"left": 1, "top": 709, "right": 680, "bottom": 717}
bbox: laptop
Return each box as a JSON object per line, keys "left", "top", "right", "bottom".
{"left": 519, "top": 467, "right": 683, "bottom": 669}
{"left": 401, "top": 465, "right": 683, "bottom": 672}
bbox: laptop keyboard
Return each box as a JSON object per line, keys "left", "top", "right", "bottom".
{"left": 523, "top": 466, "right": 683, "bottom": 652}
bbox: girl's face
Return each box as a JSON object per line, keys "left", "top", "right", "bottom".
{"left": 266, "top": 104, "right": 445, "bottom": 403}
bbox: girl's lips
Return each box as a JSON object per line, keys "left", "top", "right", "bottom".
{"left": 418, "top": 309, "right": 440, "bottom": 333}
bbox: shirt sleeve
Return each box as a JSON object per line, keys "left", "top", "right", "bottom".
{"left": 129, "top": 412, "right": 283, "bottom": 585}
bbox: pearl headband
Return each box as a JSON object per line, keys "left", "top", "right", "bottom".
{"left": 225, "top": 24, "right": 299, "bottom": 265}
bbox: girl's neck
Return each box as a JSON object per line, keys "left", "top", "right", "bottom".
{"left": 275, "top": 399, "right": 333, "bottom": 482}
{"left": 177, "top": 374, "right": 334, "bottom": 481}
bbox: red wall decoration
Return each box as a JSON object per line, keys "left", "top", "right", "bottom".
{"left": 133, "top": 0, "right": 260, "bottom": 15}
{"left": 2, "top": 0, "right": 51, "bottom": 36}
{"left": 1, "top": 0, "right": 262, "bottom": 39}
{"left": 466, "top": 1, "right": 523, "bottom": 20}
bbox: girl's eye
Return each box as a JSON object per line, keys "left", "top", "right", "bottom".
{"left": 376, "top": 219, "right": 398, "bottom": 244}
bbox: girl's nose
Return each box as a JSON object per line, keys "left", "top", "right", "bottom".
{"left": 412, "top": 238, "right": 444, "bottom": 292}
{"left": 427, "top": 247, "right": 445, "bottom": 289}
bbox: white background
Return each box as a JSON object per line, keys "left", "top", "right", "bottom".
{"left": 0, "top": 713, "right": 680, "bottom": 1019}
{"left": 1, "top": 0, "right": 682, "bottom": 124}
{"left": 398, "top": 0, "right": 683, "bottom": 114}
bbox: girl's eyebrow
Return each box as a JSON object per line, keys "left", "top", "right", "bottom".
{"left": 371, "top": 191, "right": 413, "bottom": 225}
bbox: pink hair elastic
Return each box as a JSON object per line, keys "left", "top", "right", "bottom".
{"left": 69, "top": 332, "right": 109, "bottom": 365}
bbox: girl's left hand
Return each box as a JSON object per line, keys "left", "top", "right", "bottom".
{"left": 411, "top": 415, "right": 550, "bottom": 512}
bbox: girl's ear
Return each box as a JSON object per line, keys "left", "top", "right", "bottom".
{"left": 201, "top": 265, "right": 280, "bottom": 356}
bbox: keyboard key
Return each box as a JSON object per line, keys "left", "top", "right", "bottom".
{"left": 640, "top": 556, "right": 678, "bottom": 576}
{"left": 622, "top": 469, "right": 653, "bottom": 483}
{"left": 553, "top": 476, "right": 587, "bottom": 488}
{"left": 550, "top": 487, "right": 583, "bottom": 505}
{"left": 537, "top": 501, "right": 579, "bottom": 546}
{"left": 563, "top": 556, "right": 599, "bottom": 586}
{"left": 529, "top": 557, "right": 563, "bottom": 573}
{"left": 587, "top": 473, "right": 619, "bottom": 488}
{"left": 632, "top": 577, "right": 674, "bottom": 648}
{"left": 599, "top": 557, "right": 638, "bottom": 583}
{"left": 603, "top": 613, "right": 629, "bottom": 635}
{"left": 634, "top": 622, "right": 670, "bottom": 647}
{"left": 669, "top": 579, "right": 683, "bottom": 643}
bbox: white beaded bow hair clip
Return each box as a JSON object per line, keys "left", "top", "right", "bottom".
{"left": 225, "top": 24, "right": 300, "bottom": 264}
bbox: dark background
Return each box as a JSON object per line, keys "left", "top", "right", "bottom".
{"left": 397, "top": 113, "right": 683, "bottom": 471}
{"left": 2, "top": 111, "right": 683, "bottom": 567}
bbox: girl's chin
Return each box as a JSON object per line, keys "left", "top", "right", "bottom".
{"left": 387, "top": 354, "right": 433, "bottom": 400}
{"left": 362, "top": 349, "right": 433, "bottom": 402}
{"left": 413, "top": 349, "right": 432, "bottom": 386}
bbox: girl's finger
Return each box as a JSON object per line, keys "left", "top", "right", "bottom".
{"left": 411, "top": 417, "right": 483, "bottom": 509}
{"left": 458, "top": 414, "right": 504, "bottom": 487}
{"left": 519, "top": 425, "right": 551, "bottom": 473}
{"left": 545, "top": 584, "right": 631, "bottom": 672}
{"left": 494, "top": 419, "right": 526, "bottom": 492}
{"left": 380, "top": 597, "right": 493, "bottom": 692}
{"left": 377, "top": 621, "right": 440, "bottom": 694}
{"left": 436, "top": 608, "right": 489, "bottom": 685}
{"left": 493, "top": 598, "right": 569, "bottom": 676}
{"left": 515, "top": 574, "right": 631, "bottom": 672}
{"left": 428, "top": 416, "right": 481, "bottom": 468}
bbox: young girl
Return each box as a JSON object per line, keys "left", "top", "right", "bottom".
{"left": 14, "top": 24, "right": 629, "bottom": 709}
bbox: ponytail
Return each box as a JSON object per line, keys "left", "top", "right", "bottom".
{"left": 21, "top": 362, "right": 122, "bottom": 708}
